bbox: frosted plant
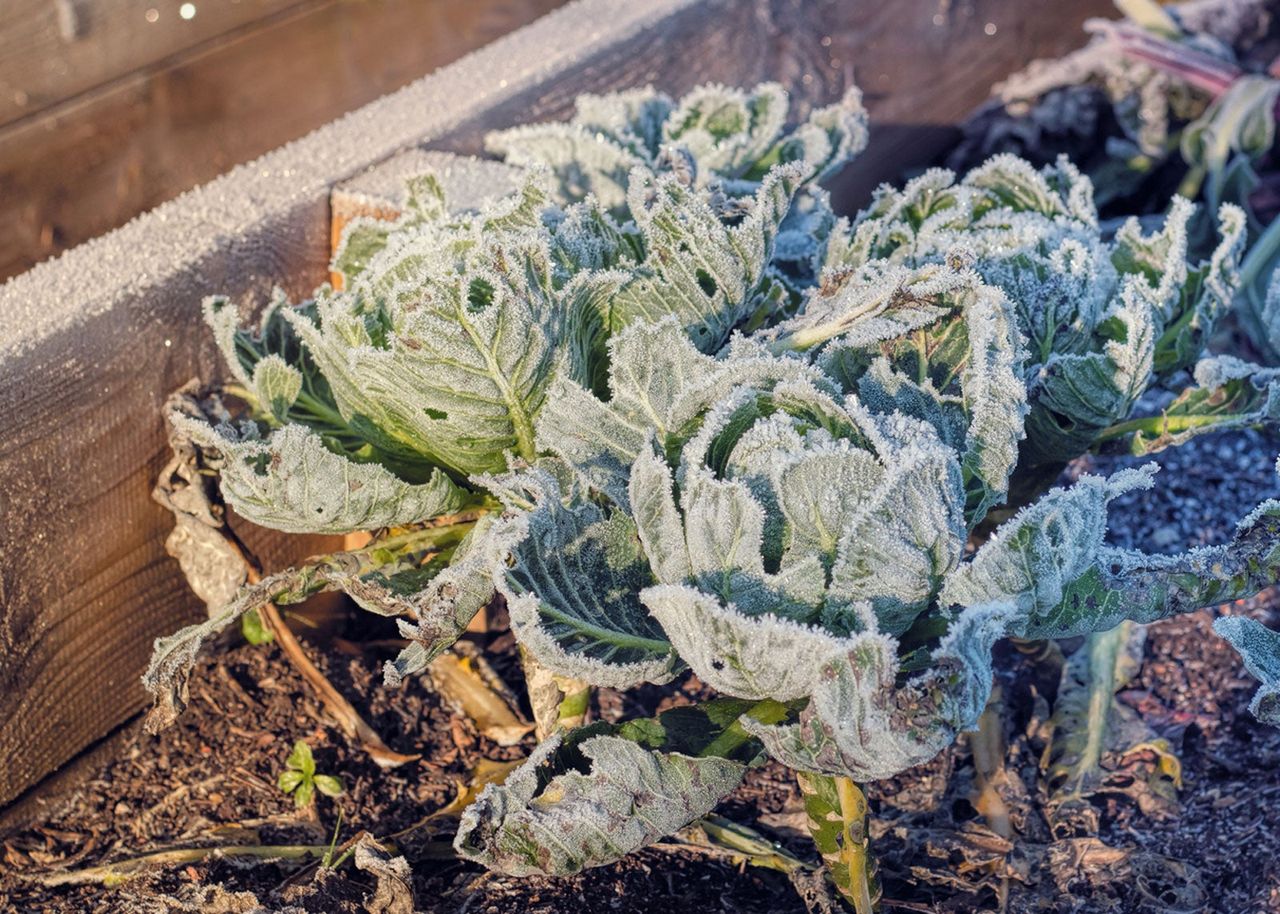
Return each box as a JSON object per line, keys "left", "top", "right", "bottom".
{"left": 950, "top": 0, "right": 1280, "bottom": 360}
{"left": 766, "top": 154, "right": 1268, "bottom": 502}
{"left": 487, "top": 81, "right": 867, "bottom": 292}
{"left": 452, "top": 318, "right": 1280, "bottom": 906}
{"left": 142, "top": 77, "right": 1280, "bottom": 912}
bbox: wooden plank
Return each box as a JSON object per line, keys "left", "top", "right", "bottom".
{"left": 0, "top": 0, "right": 1118, "bottom": 811}
{"left": 0, "top": 0, "right": 310, "bottom": 128}
{"left": 0, "top": 0, "right": 566, "bottom": 282}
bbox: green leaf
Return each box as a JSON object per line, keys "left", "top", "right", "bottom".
{"left": 284, "top": 173, "right": 579, "bottom": 477}
{"left": 240, "top": 608, "right": 274, "bottom": 645}
{"left": 1214, "top": 616, "right": 1280, "bottom": 727}
{"left": 489, "top": 466, "right": 679, "bottom": 689}
{"left": 332, "top": 219, "right": 394, "bottom": 288}
{"left": 251, "top": 355, "right": 302, "bottom": 423}
{"left": 1111, "top": 356, "right": 1280, "bottom": 456}
{"left": 643, "top": 584, "right": 857, "bottom": 701}
{"left": 454, "top": 729, "right": 746, "bottom": 876}
{"left": 1023, "top": 283, "right": 1156, "bottom": 468}
{"left": 664, "top": 82, "right": 789, "bottom": 178}
{"left": 287, "top": 740, "right": 315, "bottom": 777}
{"left": 486, "top": 87, "right": 669, "bottom": 208}
{"left": 313, "top": 775, "right": 345, "bottom": 798}
{"left": 293, "top": 781, "right": 315, "bottom": 809}
{"left": 277, "top": 769, "right": 305, "bottom": 794}
{"left": 1044, "top": 621, "right": 1179, "bottom": 823}
{"left": 941, "top": 468, "right": 1157, "bottom": 626}
{"left": 776, "top": 263, "right": 1027, "bottom": 524}
{"left": 1016, "top": 493, "right": 1280, "bottom": 640}
{"left": 171, "top": 411, "right": 468, "bottom": 535}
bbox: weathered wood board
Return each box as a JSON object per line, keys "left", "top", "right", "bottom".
{"left": 0, "top": 0, "right": 565, "bottom": 283}
{"left": 0, "top": 0, "right": 304, "bottom": 128}
{"left": 0, "top": 0, "right": 1116, "bottom": 812}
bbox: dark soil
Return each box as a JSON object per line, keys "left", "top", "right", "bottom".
{"left": 2, "top": 429, "right": 1279, "bottom": 914}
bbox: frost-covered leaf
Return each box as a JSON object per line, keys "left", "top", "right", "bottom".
{"left": 291, "top": 236, "right": 568, "bottom": 475}
{"left": 145, "top": 518, "right": 490, "bottom": 727}
{"left": 1001, "top": 484, "right": 1280, "bottom": 640}
{"left": 642, "top": 584, "right": 856, "bottom": 701}
{"left": 378, "top": 518, "right": 506, "bottom": 687}
{"left": 486, "top": 88, "right": 668, "bottom": 208}
{"left": 170, "top": 411, "right": 467, "bottom": 535}
{"left": 145, "top": 572, "right": 298, "bottom": 732}
{"left": 606, "top": 163, "right": 802, "bottom": 352}
{"left": 743, "top": 601, "right": 1016, "bottom": 780}
{"left": 203, "top": 295, "right": 364, "bottom": 450}
{"left": 941, "top": 467, "right": 1156, "bottom": 633}
{"left": 776, "top": 262, "right": 1027, "bottom": 523}
{"left": 536, "top": 318, "right": 834, "bottom": 504}
{"left": 455, "top": 727, "right": 746, "bottom": 876}
{"left": 1119, "top": 355, "right": 1280, "bottom": 456}
{"left": 1214, "top": 616, "right": 1280, "bottom": 727}
{"left": 818, "top": 154, "right": 1242, "bottom": 480}
{"left": 823, "top": 413, "right": 967, "bottom": 633}
{"left": 250, "top": 355, "right": 302, "bottom": 423}
{"left": 490, "top": 467, "right": 678, "bottom": 689}
{"left": 625, "top": 373, "right": 966, "bottom": 635}
{"left": 1115, "top": 201, "right": 1245, "bottom": 376}
{"left": 486, "top": 82, "right": 867, "bottom": 210}
{"left": 663, "top": 82, "right": 790, "bottom": 180}
{"left": 1024, "top": 281, "right": 1156, "bottom": 468}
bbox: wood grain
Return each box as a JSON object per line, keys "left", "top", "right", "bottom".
{"left": 0, "top": 0, "right": 565, "bottom": 282}
{"left": 0, "top": 0, "right": 1117, "bottom": 812}
{"left": 0, "top": 0, "right": 308, "bottom": 128}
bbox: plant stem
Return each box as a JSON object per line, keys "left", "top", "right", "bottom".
{"left": 257, "top": 599, "right": 420, "bottom": 769}
{"left": 520, "top": 647, "right": 591, "bottom": 739}
{"left": 1097, "top": 411, "right": 1251, "bottom": 444}
{"left": 797, "top": 771, "right": 880, "bottom": 913}
{"left": 835, "top": 777, "right": 878, "bottom": 914}
{"left": 34, "top": 836, "right": 458, "bottom": 887}
{"left": 697, "top": 699, "right": 791, "bottom": 759}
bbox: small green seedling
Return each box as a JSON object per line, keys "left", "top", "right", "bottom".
{"left": 277, "top": 740, "right": 344, "bottom": 809}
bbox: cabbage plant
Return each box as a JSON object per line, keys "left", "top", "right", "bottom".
{"left": 144, "top": 79, "right": 1280, "bottom": 912}
{"left": 771, "top": 155, "right": 1258, "bottom": 487}
{"left": 453, "top": 317, "right": 1280, "bottom": 905}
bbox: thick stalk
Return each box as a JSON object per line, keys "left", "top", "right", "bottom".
{"left": 796, "top": 771, "right": 880, "bottom": 914}
{"left": 835, "top": 778, "right": 877, "bottom": 914}
{"left": 521, "top": 647, "right": 590, "bottom": 739}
